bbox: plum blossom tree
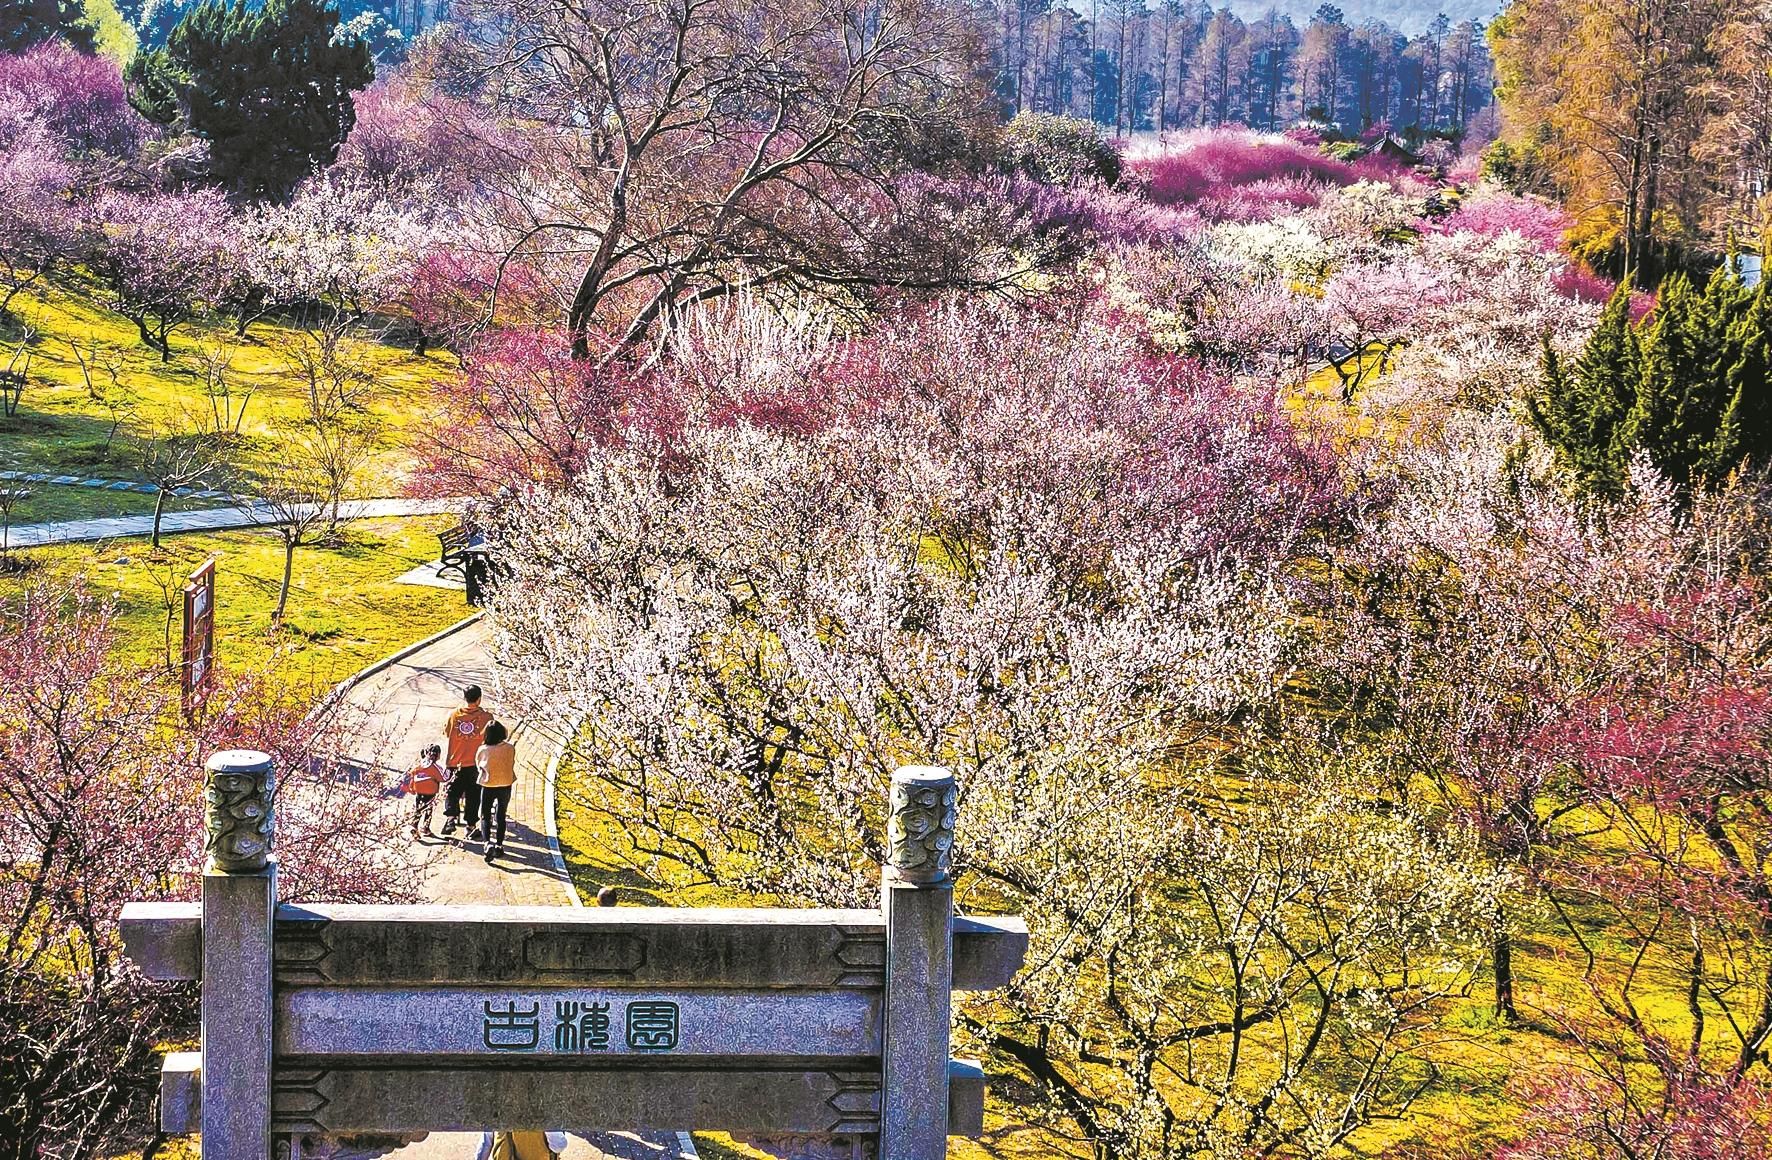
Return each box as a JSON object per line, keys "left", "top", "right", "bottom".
{"left": 477, "top": 298, "right": 1507, "bottom": 1157}
{"left": 92, "top": 188, "right": 239, "bottom": 359}
{"left": 331, "top": 76, "right": 497, "bottom": 201}
{"left": 448, "top": 0, "right": 1016, "bottom": 357}
{"left": 0, "top": 585, "right": 417, "bottom": 1158}
{"left": 1432, "top": 185, "right": 1573, "bottom": 254}
{"left": 237, "top": 176, "right": 437, "bottom": 329}
{"left": 0, "top": 42, "right": 146, "bottom": 161}
{"left": 0, "top": 134, "right": 80, "bottom": 316}
{"left": 1317, "top": 258, "right": 1443, "bottom": 399}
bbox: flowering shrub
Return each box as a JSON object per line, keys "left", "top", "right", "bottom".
{"left": 1132, "top": 129, "right": 1359, "bottom": 207}
{"left": 998, "top": 112, "right": 1121, "bottom": 187}
{"left": 0, "top": 42, "right": 145, "bottom": 158}
{"left": 1016, "top": 177, "right": 1205, "bottom": 244}
{"left": 1208, "top": 215, "right": 1333, "bottom": 281}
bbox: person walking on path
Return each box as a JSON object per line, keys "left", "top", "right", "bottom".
{"left": 400, "top": 744, "right": 446, "bottom": 839}
{"left": 476, "top": 720, "right": 517, "bottom": 863}
{"left": 442, "top": 685, "right": 493, "bottom": 838}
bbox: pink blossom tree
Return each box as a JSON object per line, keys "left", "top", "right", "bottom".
{"left": 0, "top": 132, "right": 80, "bottom": 316}
{"left": 0, "top": 42, "right": 145, "bottom": 161}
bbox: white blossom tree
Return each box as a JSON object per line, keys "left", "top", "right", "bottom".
{"left": 482, "top": 300, "right": 1509, "bottom": 1157}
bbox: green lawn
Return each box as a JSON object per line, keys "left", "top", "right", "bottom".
{"left": 2, "top": 515, "right": 470, "bottom": 680}
{"left": 2, "top": 276, "right": 457, "bottom": 506}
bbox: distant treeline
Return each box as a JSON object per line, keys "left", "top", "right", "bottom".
{"left": 984, "top": 2, "right": 1494, "bottom": 139}
{"left": 1220, "top": 0, "right": 1498, "bottom": 34}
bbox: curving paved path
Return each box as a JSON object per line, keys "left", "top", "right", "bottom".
{"left": 3, "top": 496, "right": 462, "bottom": 549}
{"left": 338, "top": 617, "right": 694, "bottom": 1160}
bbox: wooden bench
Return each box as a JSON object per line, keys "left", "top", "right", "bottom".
{"left": 436, "top": 523, "right": 474, "bottom": 581}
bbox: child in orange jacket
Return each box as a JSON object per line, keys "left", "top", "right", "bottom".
{"left": 401, "top": 744, "right": 445, "bottom": 840}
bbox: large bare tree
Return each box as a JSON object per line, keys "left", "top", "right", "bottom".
{"left": 442, "top": 0, "right": 1018, "bottom": 357}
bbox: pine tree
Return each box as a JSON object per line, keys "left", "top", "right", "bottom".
{"left": 1708, "top": 280, "right": 1772, "bottom": 482}
{"left": 0, "top": 0, "right": 98, "bottom": 52}
{"left": 1627, "top": 270, "right": 1754, "bottom": 491}
{"left": 1529, "top": 285, "right": 1640, "bottom": 498}
{"left": 127, "top": 0, "right": 373, "bottom": 203}
{"left": 1539, "top": 267, "right": 1772, "bottom": 500}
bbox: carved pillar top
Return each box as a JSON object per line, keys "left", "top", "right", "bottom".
{"left": 886, "top": 766, "right": 955, "bottom": 885}
{"left": 205, "top": 749, "right": 275, "bottom": 873}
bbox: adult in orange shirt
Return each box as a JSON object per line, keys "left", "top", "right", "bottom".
{"left": 441, "top": 685, "right": 493, "bottom": 838}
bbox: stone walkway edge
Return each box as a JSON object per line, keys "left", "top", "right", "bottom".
{"left": 541, "top": 712, "right": 588, "bottom": 909}
{"left": 0, "top": 468, "right": 229, "bottom": 498}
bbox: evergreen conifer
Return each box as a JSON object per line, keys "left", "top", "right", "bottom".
{"left": 1534, "top": 267, "right": 1772, "bottom": 499}
{"left": 127, "top": 0, "right": 372, "bottom": 202}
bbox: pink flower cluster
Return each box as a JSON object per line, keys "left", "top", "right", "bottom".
{"left": 1131, "top": 130, "right": 1360, "bottom": 211}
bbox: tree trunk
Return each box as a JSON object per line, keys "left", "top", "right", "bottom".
{"left": 151, "top": 488, "right": 167, "bottom": 549}
{"left": 273, "top": 538, "right": 296, "bottom": 626}
{"left": 1494, "top": 920, "right": 1518, "bottom": 1023}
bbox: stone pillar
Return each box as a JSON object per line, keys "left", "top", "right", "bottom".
{"left": 201, "top": 749, "right": 277, "bottom": 1160}
{"left": 880, "top": 766, "right": 956, "bottom": 1160}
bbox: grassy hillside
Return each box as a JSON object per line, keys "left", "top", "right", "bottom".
{"left": 1, "top": 276, "right": 456, "bottom": 524}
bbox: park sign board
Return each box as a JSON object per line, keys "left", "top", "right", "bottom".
{"left": 181, "top": 557, "right": 217, "bottom": 714}
{"left": 121, "top": 755, "right": 1026, "bottom": 1158}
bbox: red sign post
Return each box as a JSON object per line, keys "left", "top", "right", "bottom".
{"left": 182, "top": 558, "right": 217, "bottom": 715}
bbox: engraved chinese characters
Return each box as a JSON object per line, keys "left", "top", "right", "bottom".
{"left": 554, "top": 1000, "right": 612, "bottom": 1051}
{"left": 886, "top": 766, "right": 955, "bottom": 884}
{"left": 480, "top": 997, "right": 681, "bottom": 1053}
{"left": 205, "top": 749, "right": 275, "bottom": 873}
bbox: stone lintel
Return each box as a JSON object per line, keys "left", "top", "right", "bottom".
{"left": 276, "top": 986, "right": 880, "bottom": 1058}
{"left": 262, "top": 1058, "right": 988, "bottom": 1136}
{"left": 121, "top": 903, "right": 1027, "bottom": 991}
{"left": 272, "top": 1063, "right": 886, "bottom": 1134}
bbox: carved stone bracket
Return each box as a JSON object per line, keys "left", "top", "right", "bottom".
{"left": 886, "top": 766, "right": 955, "bottom": 884}
{"left": 276, "top": 1133, "right": 429, "bottom": 1160}
{"left": 734, "top": 1134, "right": 877, "bottom": 1160}
{"left": 205, "top": 749, "right": 275, "bottom": 873}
